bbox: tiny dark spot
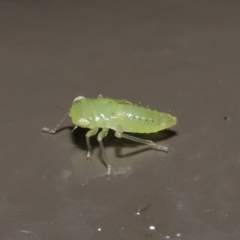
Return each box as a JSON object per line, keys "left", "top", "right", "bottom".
{"left": 224, "top": 116, "right": 231, "bottom": 120}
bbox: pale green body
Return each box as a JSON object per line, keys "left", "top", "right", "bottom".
{"left": 70, "top": 97, "right": 177, "bottom": 133}
{"left": 43, "top": 95, "right": 177, "bottom": 175}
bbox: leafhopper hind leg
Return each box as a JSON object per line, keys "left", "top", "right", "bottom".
{"left": 97, "top": 128, "right": 111, "bottom": 175}
{"left": 42, "top": 112, "right": 69, "bottom": 134}
{"left": 115, "top": 132, "right": 168, "bottom": 152}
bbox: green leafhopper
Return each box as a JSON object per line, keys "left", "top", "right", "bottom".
{"left": 42, "top": 95, "right": 177, "bottom": 175}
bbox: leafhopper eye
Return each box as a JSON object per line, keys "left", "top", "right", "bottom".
{"left": 78, "top": 118, "right": 90, "bottom": 127}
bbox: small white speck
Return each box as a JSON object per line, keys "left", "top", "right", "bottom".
{"left": 20, "top": 230, "right": 33, "bottom": 234}
{"left": 176, "top": 233, "right": 182, "bottom": 237}
{"left": 204, "top": 208, "right": 214, "bottom": 212}
{"left": 135, "top": 203, "right": 150, "bottom": 215}
{"left": 149, "top": 225, "right": 155, "bottom": 230}
{"left": 98, "top": 228, "right": 101, "bottom": 231}
{"left": 165, "top": 236, "right": 170, "bottom": 239}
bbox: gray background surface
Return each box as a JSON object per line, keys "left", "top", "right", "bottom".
{"left": 1, "top": 1, "right": 240, "bottom": 239}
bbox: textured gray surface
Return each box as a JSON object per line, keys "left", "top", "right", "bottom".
{"left": 1, "top": 1, "right": 240, "bottom": 239}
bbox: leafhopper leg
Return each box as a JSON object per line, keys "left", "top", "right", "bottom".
{"left": 85, "top": 128, "right": 98, "bottom": 160}
{"left": 97, "top": 128, "right": 111, "bottom": 175}
{"left": 42, "top": 112, "right": 69, "bottom": 134}
{"left": 115, "top": 132, "right": 168, "bottom": 152}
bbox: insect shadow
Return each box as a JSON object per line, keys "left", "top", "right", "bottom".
{"left": 68, "top": 127, "right": 177, "bottom": 164}
{"left": 115, "top": 130, "right": 177, "bottom": 158}
{"left": 48, "top": 126, "right": 176, "bottom": 164}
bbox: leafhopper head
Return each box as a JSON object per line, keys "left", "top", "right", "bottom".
{"left": 70, "top": 96, "right": 88, "bottom": 127}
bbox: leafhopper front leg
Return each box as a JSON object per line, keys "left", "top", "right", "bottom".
{"left": 42, "top": 112, "right": 69, "bottom": 134}
{"left": 97, "top": 128, "right": 111, "bottom": 174}
{"left": 115, "top": 132, "right": 168, "bottom": 152}
{"left": 86, "top": 128, "right": 99, "bottom": 160}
